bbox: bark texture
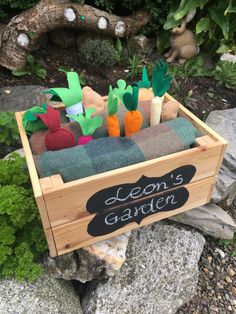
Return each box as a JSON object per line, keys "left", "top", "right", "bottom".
{"left": 0, "top": 0, "right": 149, "bottom": 70}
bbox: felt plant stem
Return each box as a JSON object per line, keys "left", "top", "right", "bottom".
{"left": 67, "top": 108, "right": 103, "bottom": 145}
{"left": 43, "top": 71, "right": 83, "bottom": 121}
{"left": 107, "top": 87, "right": 120, "bottom": 137}
{"left": 151, "top": 60, "right": 172, "bottom": 126}
{"left": 123, "top": 86, "right": 143, "bottom": 137}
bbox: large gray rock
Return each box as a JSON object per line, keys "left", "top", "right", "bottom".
{"left": 44, "top": 233, "right": 130, "bottom": 283}
{"left": 0, "top": 86, "right": 48, "bottom": 112}
{"left": 82, "top": 222, "right": 205, "bottom": 314}
{"left": 0, "top": 274, "right": 82, "bottom": 314}
{"left": 206, "top": 108, "right": 236, "bottom": 205}
{"left": 169, "top": 203, "right": 236, "bottom": 239}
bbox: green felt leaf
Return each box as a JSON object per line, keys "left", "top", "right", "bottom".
{"left": 43, "top": 72, "right": 83, "bottom": 107}
{"left": 22, "top": 105, "right": 48, "bottom": 134}
{"left": 113, "top": 79, "right": 132, "bottom": 104}
{"left": 140, "top": 66, "right": 151, "bottom": 88}
{"left": 123, "top": 86, "right": 139, "bottom": 111}
{"left": 152, "top": 60, "right": 172, "bottom": 97}
{"left": 67, "top": 108, "right": 102, "bottom": 136}
{"left": 22, "top": 106, "right": 47, "bottom": 128}
{"left": 107, "top": 87, "right": 118, "bottom": 116}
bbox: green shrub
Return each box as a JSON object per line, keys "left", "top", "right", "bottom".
{"left": 213, "top": 61, "right": 236, "bottom": 90}
{"left": 0, "top": 112, "right": 19, "bottom": 146}
{"left": 164, "top": 0, "right": 236, "bottom": 56}
{"left": 0, "top": 154, "right": 47, "bottom": 281}
{"left": 78, "top": 38, "right": 117, "bottom": 68}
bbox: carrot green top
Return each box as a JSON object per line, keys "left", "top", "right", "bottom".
{"left": 112, "top": 79, "right": 132, "bottom": 103}
{"left": 122, "top": 86, "right": 139, "bottom": 111}
{"left": 136, "top": 66, "right": 151, "bottom": 88}
{"left": 107, "top": 86, "right": 119, "bottom": 116}
{"left": 67, "top": 108, "right": 102, "bottom": 136}
{"left": 43, "top": 72, "right": 83, "bottom": 108}
{"left": 152, "top": 60, "right": 172, "bottom": 97}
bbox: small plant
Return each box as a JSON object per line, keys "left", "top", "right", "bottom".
{"left": 168, "top": 55, "right": 212, "bottom": 78}
{"left": 0, "top": 112, "right": 19, "bottom": 146}
{"left": 78, "top": 38, "right": 117, "bottom": 68}
{"left": 12, "top": 54, "right": 47, "bottom": 78}
{"left": 125, "top": 55, "right": 143, "bottom": 80}
{"left": 213, "top": 61, "right": 236, "bottom": 90}
{"left": 169, "top": 78, "right": 198, "bottom": 107}
{"left": 0, "top": 154, "right": 47, "bottom": 281}
{"left": 114, "top": 37, "right": 123, "bottom": 62}
{"left": 219, "top": 237, "right": 236, "bottom": 256}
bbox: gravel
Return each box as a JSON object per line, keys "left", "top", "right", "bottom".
{"left": 177, "top": 201, "right": 236, "bottom": 314}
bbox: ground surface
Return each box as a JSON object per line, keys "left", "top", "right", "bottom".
{"left": 0, "top": 42, "right": 236, "bottom": 313}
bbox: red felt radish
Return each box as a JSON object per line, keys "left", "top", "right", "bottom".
{"left": 36, "top": 106, "right": 76, "bottom": 151}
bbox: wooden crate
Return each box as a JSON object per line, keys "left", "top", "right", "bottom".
{"left": 15, "top": 93, "right": 227, "bottom": 257}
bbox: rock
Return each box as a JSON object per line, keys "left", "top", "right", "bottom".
{"left": 0, "top": 274, "right": 82, "bottom": 314}
{"left": 0, "top": 23, "right": 6, "bottom": 44}
{"left": 4, "top": 148, "right": 25, "bottom": 160}
{"left": 129, "top": 35, "right": 155, "bottom": 54}
{"left": 220, "top": 53, "right": 236, "bottom": 63}
{"left": 44, "top": 233, "right": 130, "bottom": 283}
{"left": 49, "top": 29, "right": 77, "bottom": 49}
{"left": 168, "top": 203, "right": 236, "bottom": 239}
{"left": 0, "top": 86, "right": 49, "bottom": 112}
{"left": 206, "top": 109, "right": 236, "bottom": 205}
{"left": 82, "top": 222, "right": 205, "bottom": 314}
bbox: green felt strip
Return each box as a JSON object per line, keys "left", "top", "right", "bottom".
{"left": 43, "top": 71, "right": 83, "bottom": 108}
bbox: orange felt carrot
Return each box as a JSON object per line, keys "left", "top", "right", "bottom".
{"left": 107, "top": 87, "right": 120, "bottom": 137}
{"left": 123, "top": 86, "right": 143, "bottom": 137}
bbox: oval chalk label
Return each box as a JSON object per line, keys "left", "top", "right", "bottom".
{"left": 86, "top": 165, "right": 196, "bottom": 213}
{"left": 87, "top": 187, "right": 189, "bottom": 237}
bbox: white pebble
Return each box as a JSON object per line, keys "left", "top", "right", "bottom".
{"left": 215, "top": 248, "right": 225, "bottom": 259}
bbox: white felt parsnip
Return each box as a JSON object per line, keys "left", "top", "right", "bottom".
{"left": 151, "top": 60, "right": 172, "bottom": 126}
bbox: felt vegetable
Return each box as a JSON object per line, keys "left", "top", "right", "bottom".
{"left": 123, "top": 86, "right": 143, "bottom": 137}
{"left": 135, "top": 66, "right": 154, "bottom": 101}
{"left": 106, "top": 86, "right": 120, "bottom": 137}
{"left": 67, "top": 108, "right": 103, "bottom": 145}
{"left": 36, "top": 106, "right": 76, "bottom": 151}
{"left": 22, "top": 104, "right": 48, "bottom": 134}
{"left": 112, "top": 79, "right": 132, "bottom": 104}
{"left": 43, "top": 72, "right": 83, "bottom": 121}
{"left": 151, "top": 60, "right": 172, "bottom": 126}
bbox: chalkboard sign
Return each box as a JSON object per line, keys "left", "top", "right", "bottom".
{"left": 86, "top": 165, "right": 196, "bottom": 237}
{"left": 88, "top": 187, "right": 189, "bottom": 236}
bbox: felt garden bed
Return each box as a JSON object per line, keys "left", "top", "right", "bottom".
{"left": 15, "top": 92, "right": 227, "bottom": 257}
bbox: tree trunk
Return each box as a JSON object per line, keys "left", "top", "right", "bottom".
{"left": 0, "top": 0, "right": 149, "bottom": 70}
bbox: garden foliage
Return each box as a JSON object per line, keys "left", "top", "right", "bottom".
{"left": 0, "top": 154, "right": 47, "bottom": 281}
{"left": 0, "top": 0, "right": 235, "bottom": 55}
{"left": 0, "top": 111, "right": 19, "bottom": 146}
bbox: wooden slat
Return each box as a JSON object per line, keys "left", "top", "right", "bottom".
{"left": 52, "top": 176, "right": 214, "bottom": 255}
{"left": 15, "top": 111, "right": 57, "bottom": 256}
{"left": 42, "top": 140, "right": 223, "bottom": 227}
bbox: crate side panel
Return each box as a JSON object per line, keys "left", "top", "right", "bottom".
{"left": 52, "top": 176, "right": 214, "bottom": 255}
{"left": 44, "top": 143, "right": 222, "bottom": 227}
